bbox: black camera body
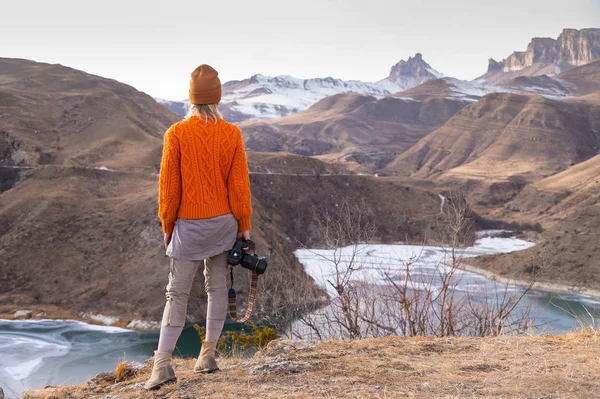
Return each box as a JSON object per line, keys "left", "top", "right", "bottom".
{"left": 227, "top": 240, "right": 268, "bottom": 275}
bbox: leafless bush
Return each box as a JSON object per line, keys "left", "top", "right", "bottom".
{"left": 295, "top": 193, "right": 537, "bottom": 339}
{"left": 254, "top": 255, "right": 328, "bottom": 335}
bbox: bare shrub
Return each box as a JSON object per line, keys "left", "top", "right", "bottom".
{"left": 254, "top": 254, "right": 328, "bottom": 335}
{"left": 294, "top": 200, "right": 377, "bottom": 339}
{"left": 295, "top": 192, "right": 537, "bottom": 339}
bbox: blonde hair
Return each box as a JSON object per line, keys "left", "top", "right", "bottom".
{"left": 186, "top": 103, "right": 222, "bottom": 124}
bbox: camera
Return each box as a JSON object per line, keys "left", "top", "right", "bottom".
{"left": 227, "top": 240, "right": 268, "bottom": 275}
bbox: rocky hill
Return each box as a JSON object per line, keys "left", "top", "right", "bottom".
{"left": 470, "top": 153, "right": 600, "bottom": 289}
{"left": 239, "top": 88, "right": 469, "bottom": 173}
{"left": 480, "top": 28, "right": 600, "bottom": 85}
{"left": 387, "top": 92, "right": 600, "bottom": 183}
{"left": 0, "top": 58, "right": 179, "bottom": 173}
{"left": 499, "top": 75, "right": 574, "bottom": 97}
{"left": 557, "top": 59, "right": 600, "bottom": 95}
{"left": 157, "top": 53, "right": 442, "bottom": 122}
{"left": 22, "top": 333, "right": 600, "bottom": 399}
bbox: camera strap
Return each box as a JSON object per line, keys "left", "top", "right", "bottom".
{"left": 227, "top": 254, "right": 260, "bottom": 323}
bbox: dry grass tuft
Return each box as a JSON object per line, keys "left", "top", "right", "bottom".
{"left": 114, "top": 362, "right": 137, "bottom": 382}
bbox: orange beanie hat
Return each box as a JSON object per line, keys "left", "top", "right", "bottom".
{"left": 189, "top": 64, "right": 222, "bottom": 105}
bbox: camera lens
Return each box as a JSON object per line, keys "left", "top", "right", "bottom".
{"left": 255, "top": 258, "right": 268, "bottom": 275}
{"left": 241, "top": 254, "right": 268, "bottom": 275}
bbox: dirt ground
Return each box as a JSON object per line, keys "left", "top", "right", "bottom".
{"left": 25, "top": 330, "right": 600, "bottom": 399}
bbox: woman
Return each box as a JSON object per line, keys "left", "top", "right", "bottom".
{"left": 145, "top": 64, "right": 252, "bottom": 390}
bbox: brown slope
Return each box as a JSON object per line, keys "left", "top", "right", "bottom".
{"left": 558, "top": 59, "right": 600, "bottom": 95}
{"left": 249, "top": 173, "right": 442, "bottom": 247}
{"left": 495, "top": 59, "right": 600, "bottom": 101}
{"left": 0, "top": 161, "right": 444, "bottom": 322}
{"left": 492, "top": 153, "right": 600, "bottom": 229}
{"left": 390, "top": 78, "right": 455, "bottom": 100}
{"left": 246, "top": 151, "right": 348, "bottom": 175}
{"left": 0, "top": 58, "right": 180, "bottom": 172}
{"left": 387, "top": 93, "right": 600, "bottom": 182}
{"left": 239, "top": 91, "right": 468, "bottom": 173}
{"left": 480, "top": 63, "right": 560, "bottom": 86}
{"left": 0, "top": 165, "right": 319, "bottom": 323}
{"left": 499, "top": 75, "right": 574, "bottom": 97}
{"left": 470, "top": 154, "right": 600, "bottom": 289}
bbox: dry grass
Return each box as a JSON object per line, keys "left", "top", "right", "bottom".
{"left": 26, "top": 329, "right": 600, "bottom": 399}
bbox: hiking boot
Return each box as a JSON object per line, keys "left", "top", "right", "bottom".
{"left": 193, "top": 340, "right": 219, "bottom": 373}
{"left": 144, "top": 351, "right": 177, "bottom": 390}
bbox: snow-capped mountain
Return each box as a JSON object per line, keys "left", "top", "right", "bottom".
{"left": 156, "top": 53, "right": 443, "bottom": 121}
{"left": 219, "top": 74, "right": 404, "bottom": 121}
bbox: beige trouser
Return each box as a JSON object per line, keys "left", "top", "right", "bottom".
{"left": 158, "top": 251, "right": 229, "bottom": 351}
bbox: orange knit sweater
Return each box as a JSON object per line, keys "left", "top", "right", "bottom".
{"left": 158, "top": 116, "right": 252, "bottom": 234}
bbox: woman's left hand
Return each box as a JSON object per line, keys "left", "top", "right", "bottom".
{"left": 164, "top": 233, "right": 172, "bottom": 249}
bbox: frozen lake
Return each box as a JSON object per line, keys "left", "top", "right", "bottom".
{"left": 294, "top": 233, "right": 599, "bottom": 337}
{"left": 0, "top": 320, "right": 226, "bottom": 398}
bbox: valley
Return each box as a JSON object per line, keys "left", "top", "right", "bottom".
{"left": 1, "top": 27, "right": 600, "bottom": 330}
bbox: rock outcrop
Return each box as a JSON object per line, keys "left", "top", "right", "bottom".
{"left": 388, "top": 53, "right": 443, "bottom": 86}
{"left": 559, "top": 28, "right": 600, "bottom": 66}
{"left": 482, "top": 28, "right": 600, "bottom": 84}
{"left": 487, "top": 58, "right": 503, "bottom": 72}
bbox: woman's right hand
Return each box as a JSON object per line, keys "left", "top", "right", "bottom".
{"left": 164, "top": 233, "right": 172, "bottom": 249}
{"left": 237, "top": 230, "right": 251, "bottom": 241}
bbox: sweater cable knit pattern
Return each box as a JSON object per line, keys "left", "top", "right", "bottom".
{"left": 158, "top": 116, "right": 252, "bottom": 234}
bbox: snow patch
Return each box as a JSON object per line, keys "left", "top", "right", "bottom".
{"left": 426, "top": 67, "right": 444, "bottom": 79}
{"left": 126, "top": 319, "right": 161, "bottom": 331}
{"left": 13, "top": 309, "right": 33, "bottom": 318}
{"left": 476, "top": 229, "right": 511, "bottom": 238}
{"left": 438, "top": 194, "right": 446, "bottom": 213}
{"left": 444, "top": 78, "right": 508, "bottom": 101}
{"left": 82, "top": 313, "right": 120, "bottom": 326}
{"left": 443, "top": 77, "right": 573, "bottom": 102}
{"left": 554, "top": 65, "right": 563, "bottom": 75}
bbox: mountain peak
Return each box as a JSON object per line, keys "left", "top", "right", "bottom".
{"left": 388, "top": 53, "right": 442, "bottom": 83}
{"left": 488, "top": 58, "right": 503, "bottom": 72}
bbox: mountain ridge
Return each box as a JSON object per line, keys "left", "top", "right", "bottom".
{"left": 480, "top": 28, "right": 600, "bottom": 84}
{"left": 387, "top": 92, "right": 600, "bottom": 181}
{"left": 157, "top": 53, "right": 443, "bottom": 121}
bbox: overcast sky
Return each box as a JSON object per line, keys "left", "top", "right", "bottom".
{"left": 2, "top": 0, "right": 599, "bottom": 99}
